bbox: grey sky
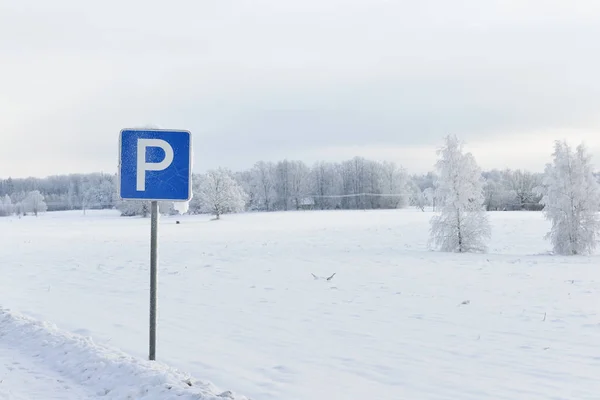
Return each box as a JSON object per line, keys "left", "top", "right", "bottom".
{"left": 1, "top": 0, "right": 600, "bottom": 178}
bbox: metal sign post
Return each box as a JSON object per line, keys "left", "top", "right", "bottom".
{"left": 118, "top": 128, "right": 192, "bottom": 361}
{"left": 149, "top": 200, "right": 159, "bottom": 360}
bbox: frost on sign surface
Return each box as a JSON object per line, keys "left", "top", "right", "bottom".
{"left": 119, "top": 129, "right": 191, "bottom": 201}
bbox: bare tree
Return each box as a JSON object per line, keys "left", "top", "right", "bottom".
{"left": 275, "top": 160, "right": 292, "bottom": 210}
{"left": 252, "top": 161, "right": 276, "bottom": 211}
{"left": 310, "top": 161, "right": 340, "bottom": 209}
{"left": 381, "top": 161, "right": 408, "bottom": 209}
{"left": 288, "top": 161, "right": 310, "bottom": 209}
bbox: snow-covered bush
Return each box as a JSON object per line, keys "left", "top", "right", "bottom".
{"left": 117, "top": 200, "right": 150, "bottom": 217}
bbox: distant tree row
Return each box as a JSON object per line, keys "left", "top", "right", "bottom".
{"left": 0, "top": 159, "right": 557, "bottom": 217}
{"left": 231, "top": 158, "right": 409, "bottom": 212}
{"left": 0, "top": 190, "right": 48, "bottom": 217}
{"left": 0, "top": 158, "right": 409, "bottom": 215}
{"left": 2, "top": 136, "right": 600, "bottom": 257}
{"left": 410, "top": 168, "right": 546, "bottom": 212}
{"left": 0, "top": 173, "right": 115, "bottom": 212}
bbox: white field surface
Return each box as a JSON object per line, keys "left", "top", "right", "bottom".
{"left": 1, "top": 208, "right": 600, "bottom": 399}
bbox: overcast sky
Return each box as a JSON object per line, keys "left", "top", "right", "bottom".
{"left": 1, "top": 0, "right": 599, "bottom": 178}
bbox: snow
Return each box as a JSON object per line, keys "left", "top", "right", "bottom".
{"left": 0, "top": 308, "right": 246, "bottom": 399}
{"left": 0, "top": 339, "right": 92, "bottom": 400}
{"left": 172, "top": 200, "right": 190, "bottom": 215}
{"left": 2, "top": 209, "right": 600, "bottom": 399}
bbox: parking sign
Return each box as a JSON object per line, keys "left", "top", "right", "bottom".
{"left": 118, "top": 128, "right": 192, "bottom": 201}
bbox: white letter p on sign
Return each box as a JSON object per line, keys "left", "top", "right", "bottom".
{"left": 137, "top": 139, "right": 174, "bottom": 191}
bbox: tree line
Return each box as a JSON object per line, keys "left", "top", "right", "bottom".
{"left": 2, "top": 136, "right": 599, "bottom": 256}
{"left": 0, "top": 173, "right": 115, "bottom": 213}
{"left": 0, "top": 158, "right": 561, "bottom": 217}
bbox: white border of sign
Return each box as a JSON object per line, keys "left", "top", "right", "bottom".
{"left": 117, "top": 128, "right": 193, "bottom": 202}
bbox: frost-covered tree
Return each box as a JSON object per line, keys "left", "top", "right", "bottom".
{"left": 410, "top": 187, "right": 427, "bottom": 211}
{"left": 83, "top": 179, "right": 114, "bottom": 211}
{"left": 188, "top": 174, "right": 204, "bottom": 214}
{"left": 0, "top": 173, "right": 118, "bottom": 212}
{"left": 234, "top": 170, "right": 257, "bottom": 210}
{"left": 0, "top": 194, "right": 13, "bottom": 216}
{"left": 23, "top": 190, "right": 47, "bottom": 216}
{"left": 273, "top": 160, "right": 310, "bottom": 210}
{"left": 15, "top": 203, "right": 23, "bottom": 217}
{"left": 380, "top": 161, "right": 408, "bottom": 209}
{"left": 288, "top": 161, "right": 310, "bottom": 210}
{"left": 503, "top": 169, "right": 542, "bottom": 210}
{"left": 423, "top": 187, "right": 436, "bottom": 211}
{"left": 275, "top": 160, "right": 292, "bottom": 210}
{"left": 341, "top": 157, "right": 370, "bottom": 209}
{"left": 429, "top": 135, "right": 491, "bottom": 252}
{"left": 197, "top": 168, "right": 247, "bottom": 219}
{"left": 251, "top": 161, "right": 277, "bottom": 211}
{"left": 537, "top": 140, "right": 600, "bottom": 255}
{"left": 410, "top": 172, "right": 436, "bottom": 211}
{"left": 310, "top": 161, "right": 342, "bottom": 210}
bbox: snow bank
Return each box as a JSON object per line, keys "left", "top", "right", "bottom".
{"left": 0, "top": 308, "right": 249, "bottom": 400}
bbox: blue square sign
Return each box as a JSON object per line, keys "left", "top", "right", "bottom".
{"left": 118, "top": 129, "right": 192, "bottom": 201}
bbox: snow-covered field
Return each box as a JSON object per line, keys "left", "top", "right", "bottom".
{"left": 1, "top": 209, "right": 600, "bottom": 399}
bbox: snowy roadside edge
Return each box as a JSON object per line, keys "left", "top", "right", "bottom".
{"left": 0, "top": 307, "right": 249, "bottom": 400}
